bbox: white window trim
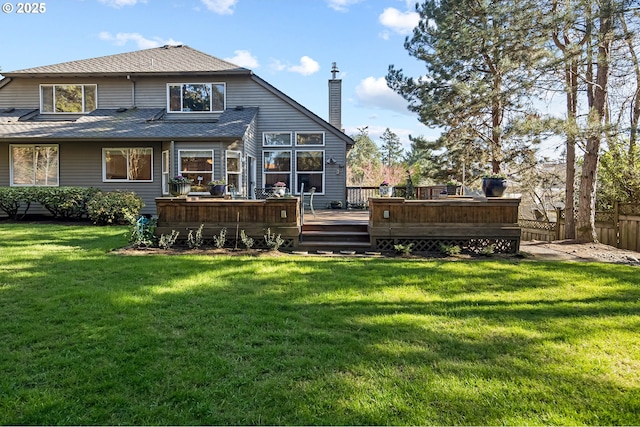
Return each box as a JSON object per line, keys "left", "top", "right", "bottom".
{"left": 9, "top": 144, "right": 60, "bottom": 187}
{"left": 295, "top": 131, "right": 325, "bottom": 147}
{"left": 102, "top": 148, "right": 154, "bottom": 183}
{"left": 225, "top": 150, "right": 243, "bottom": 194}
{"left": 262, "top": 150, "right": 292, "bottom": 188}
{"left": 263, "top": 131, "right": 292, "bottom": 147}
{"left": 294, "top": 150, "right": 325, "bottom": 195}
{"left": 39, "top": 84, "right": 97, "bottom": 114}
{"left": 178, "top": 149, "right": 215, "bottom": 193}
{"left": 162, "top": 150, "right": 170, "bottom": 195}
{"left": 166, "top": 82, "right": 226, "bottom": 113}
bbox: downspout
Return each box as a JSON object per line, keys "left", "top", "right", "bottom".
{"left": 0, "top": 77, "right": 13, "bottom": 90}
{"left": 126, "top": 75, "right": 136, "bottom": 108}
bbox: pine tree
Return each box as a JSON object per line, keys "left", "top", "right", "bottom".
{"left": 387, "top": 0, "right": 549, "bottom": 175}
{"left": 346, "top": 126, "right": 383, "bottom": 186}
{"left": 380, "top": 128, "right": 404, "bottom": 167}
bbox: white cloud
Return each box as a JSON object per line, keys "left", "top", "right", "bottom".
{"left": 379, "top": 7, "right": 419, "bottom": 35}
{"left": 354, "top": 76, "right": 410, "bottom": 114}
{"left": 269, "top": 59, "right": 287, "bottom": 73}
{"left": 326, "top": 0, "right": 362, "bottom": 12}
{"left": 224, "top": 50, "right": 259, "bottom": 68}
{"left": 98, "top": 0, "right": 146, "bottom": 8}
{"left": 287, "top": 56, "right": 320, "bottom": 76}
{"left": 201, "top": 0, "right": 238, "bottom": 15}
{"left": 99, "top": 32, "right": 182, "bottom": 49}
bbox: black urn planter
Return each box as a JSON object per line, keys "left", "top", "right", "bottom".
{"left": 482, "top": 177, "right": 508, "bottom": 197}
{"left": 209, "top": 184, "right": 226, "bottom": 196}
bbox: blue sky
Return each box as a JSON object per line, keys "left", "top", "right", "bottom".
{"left": 0, "top": 0, "right": 442, "bottom": 151}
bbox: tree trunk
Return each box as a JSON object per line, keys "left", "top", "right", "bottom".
{"left": 564, "top": 61, "right": 578, "bottom": 239}
{"left": 576, "top": 1, "right": 612, "bottom": 243}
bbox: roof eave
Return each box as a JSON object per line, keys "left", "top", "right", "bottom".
{"left": 1, "top": 69, "right": 253, "bottom": 79}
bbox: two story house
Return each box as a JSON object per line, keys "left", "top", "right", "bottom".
{"left": 0, "top": 45, "right": 353, "bottom": 214}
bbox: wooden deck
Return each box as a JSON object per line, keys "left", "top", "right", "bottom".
{"left": 155, "top": 196, "right": 521, "bottom": 253}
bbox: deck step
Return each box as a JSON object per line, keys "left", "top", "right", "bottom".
{"left": 299, "top": 222, "right": 371, "bottom": 250}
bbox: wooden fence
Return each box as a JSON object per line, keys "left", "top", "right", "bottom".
{"left": 520, "top": 203, "right": 640, "bottom": 251}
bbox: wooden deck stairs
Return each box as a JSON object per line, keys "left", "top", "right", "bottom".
{"left": 298, "top": 209, "right": 371, "bottom": 251}
{"left": 299, "top": 222, "right": 371, "bottom": 251}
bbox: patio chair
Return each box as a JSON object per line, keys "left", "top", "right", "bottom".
{"left": 254, "top": 188, "right": 272, "bottom": 199}
{"left": 300, "top": 183, "right": 316, "bottom": 218}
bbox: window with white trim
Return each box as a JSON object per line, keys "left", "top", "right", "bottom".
{"left": 10, "top": 144, "right": 59, "bottom": 186}
{"left": 178, "top": 149, "right": 213, "bottom": 192}
{"left": 40, "top": 84, "right": 97, "bottom": 113}
{"left": 161, "top": 150, "right": 169, "bottom": 195}
{"left": 103, "top": 148, "right": 153, "bottom": 182}
{"left": 295, "top": 150, "right": 324, "bottom": 194}
{"left": 168, "top": 83, "right": 225, "bottom": 112}
{"left": 263, "top": 132, "right": 292, "bottom": 146}
{"left": 226, "top": 150, "right": 243, "bottom": 194}
{"left": 263, "top": 150, "right": 291, "bottom": 188}
{"left": 295, "top": 132, "right": 324, "bottom": 146}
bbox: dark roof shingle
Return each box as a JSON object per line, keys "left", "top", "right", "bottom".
{"left": 0, "top": 107, "right": 258, "bottom": 140}
{"left": 2, "top": 45, "right": 249, "bottom": 76}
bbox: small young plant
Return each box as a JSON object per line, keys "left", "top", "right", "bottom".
{"left": 128, "top": 215, "right": 157, "bottom": 248}
{"left": 394, "top": 243, "right": 414, "bottom": 256}
{"left": 240, "top": 230, "right": 255, "bottom": 250}
{"left": 439, "top": 243, "right": 461, "bottom": 256}
{"left": 187, "top": 224, "right": 204, "bottom": 249}
{"left": 212, "top": 228, "right": 227, "bottom": 249}
{"left": 479, "top": 244, "right": 496, "bottom": 257}
{"left": 264, "top": 228, "right": 284, "bottom": 251}
{"left": 158, "top": 230, "right": 180, "bottom": 250}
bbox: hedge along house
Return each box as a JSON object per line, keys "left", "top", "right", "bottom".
{"left": 0, "top": 45, "right": 353, "bottom": 215}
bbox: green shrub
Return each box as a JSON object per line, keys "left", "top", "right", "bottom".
{"left": 158, "top": 230, "right": 180, "bottom": 250}
{"left": 128, "top": 215, "right": 157, "bottom": 248}
{"left": 394, "top": 243, "right": 414, "bottom": 256}
{"left": 86, "top": 191, "right": 144, "bottom": 225}
{"left": 240, "top": 230, "right": 255, "bottom": 249}
{"left": 439, "top": 243, "right": 461, "bottom": 256}
{"left": 33, "top": 187, "right": 100, "bottom": 219}
{"left": 264, "top": 228, "right": 284, "bottom": 251}
{"left": 479, "top": 244, "right": 496, "bottom": 257}
{"left": 0, "top": 187, "right": 30, "bottom": 219}
{"left": 213, "top": 228, "right": 227, "bottom": 249}
{"left": 187, "top": 224, "right": 205, "bottom": 249}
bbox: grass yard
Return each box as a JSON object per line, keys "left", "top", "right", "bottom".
{"left": 0, "top": 223, "right": 639, "bottom": 425}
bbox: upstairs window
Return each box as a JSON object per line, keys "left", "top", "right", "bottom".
{"left": 40, "top": 84, "right": 97, "bottom": 113}
{"left": 168, "top": 83, "right": 225, "bottom": 112}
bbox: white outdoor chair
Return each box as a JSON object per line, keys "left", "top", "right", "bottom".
{"left": 300, "top": 183, "right": 316, "bottom": 220}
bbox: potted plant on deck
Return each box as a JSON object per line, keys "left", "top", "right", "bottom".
{"left": 169, "top": 175, "right": 193, "bottom": 197}
{"left": 207, "top": 179, "right": 226, "bottom": 196}
{"left": 482, "top": 173, "right": 508, "bottom": 197}
{"left": 379, "top": 180, "right": 393, "bottom": 197}
{"left": 272, "top": 181, "right": 287, "bottom": 197}
{"left": 446, "top": 180, "right": 461, "bottom": 196}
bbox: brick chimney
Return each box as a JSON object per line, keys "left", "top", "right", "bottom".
{"left": 328, "top": 62, "right": 342, "bottom": 131}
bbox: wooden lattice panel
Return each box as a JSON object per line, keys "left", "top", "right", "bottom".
{"left": 374, "top": 238, "right": 519, "bottom": 254}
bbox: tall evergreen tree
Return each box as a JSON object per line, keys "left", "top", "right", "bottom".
{"left": 346, "top": 126, "right": 383, "bottom": 186}
{"left": 380, "top": 128, "right": 404, "bottom": 167}
{"left": 387, "top": 0, "right": 549, "bottom": 175}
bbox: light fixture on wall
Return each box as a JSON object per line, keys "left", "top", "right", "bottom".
{"left": 326, "top": 158, "right": 345, "bottom": 175}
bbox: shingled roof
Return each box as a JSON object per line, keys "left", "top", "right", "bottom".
{"left": 0, "top": 107, "right": 258, "bottom": 140}
{"left": 2, "top": 45, "right": 250, "bottom": 77}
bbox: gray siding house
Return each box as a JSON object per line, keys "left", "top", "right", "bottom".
{"left": 0, "top": 45, "right": 353, "bottom": 214}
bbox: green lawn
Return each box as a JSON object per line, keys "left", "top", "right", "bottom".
{"left": 1, "top": 223, "right": 639, "bottom": 425}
